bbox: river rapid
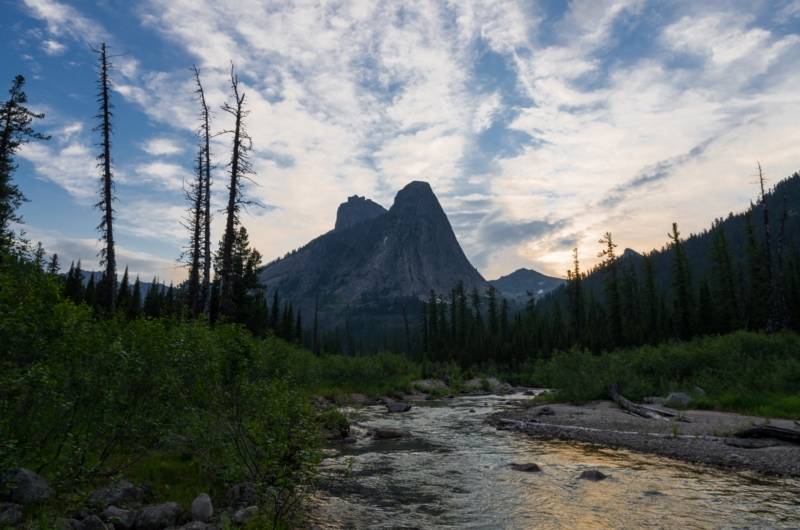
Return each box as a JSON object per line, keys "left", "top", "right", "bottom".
{"left": 309, "top": 392, "right": 800, "bottom": 529}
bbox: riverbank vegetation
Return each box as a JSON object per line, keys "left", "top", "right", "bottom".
{"left": 525, "top": 331, "right": 800, "bottom": 419}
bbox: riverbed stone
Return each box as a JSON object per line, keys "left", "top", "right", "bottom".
{"left": 134, "top": 502, "right": 181, "bottom": 529}
{"left": 412, "top": 379, "right": 449, "bottom": 393}
{"left": 0, "top": 468, "right": 53, "bottom": 505}
{"left": 578, "top": 470, "right": 608, "bottom": 481}
{"left": 232, "top": 506, "right": 258, "bottom": 525}
{"left": 386, "top": 401, "right": 412, "bottom": 413}
{"left": 88, "top": 480, "right": 145, "bottom": 510}
{"left": 373, "top": 428, "right": 406, "bottom": 439}
{"left": 78, "top": 515, "right": 109, "bottom": 530}
{"left": 102, "top": 505, "right": 136, "bottom": 529}
{"left": 0, "top": 502, "right": 23, "bottom": 526}
{"left": 665, "top": 392, "right": 692, "bottom": 409}
{"left": 191, "top": 493, "right": 213, "bottom": 522}
{"left": 510, "top": 463, "right": 541, "bottom": 472}
{"left": 226, "top": 482, "right": 257, "bottom": 509}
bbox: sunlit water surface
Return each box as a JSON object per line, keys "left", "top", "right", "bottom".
{"left": 310, "top": 393, "right": 800, "bottom": 529}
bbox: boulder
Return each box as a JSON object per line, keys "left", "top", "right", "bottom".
{"left": 578, "top": 470, "right": 608, "bottom": 481}
{"left": 54, "top": 517, "right": 82, "bottom": 530}
{"left": 510, "top": 463, "right": 541, "bottom": 472}
{"left": 232, "top": 506, "right": 258, "bottom": 525}
{"left": 0, "top": 468, "right": 53, "bottom": 505}
{"left": 179, "top": 522, "right": 215, "bottom": 530}
{"left": 665, "top": 392, "right": 692, "bottom": 409}
{"left": 373, "top": 428, "right": 406, "bottom": 440}
{"left": 385, "top": 401, "right": 412, "bottom": 413}
{"left": 87, "top": 480, "right": 145, "bottom": 510}
{"left": 101, "top": 506, "right": 136, "bottom": 529}
{"left": 190, "top": 493, "right": 213, "bottom": 523}
{"left": 79, "top": 515, "right": 109, "bottom": 530}
{"left": 134, "top": 502, "right": 181, "bottom": 529}
{"left": 226, "top": 483, "right": 257, "bottom": 509}
{"left": 0, "top": 502, "right": 23, "bottom": 527}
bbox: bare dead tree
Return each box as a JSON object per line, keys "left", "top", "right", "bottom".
{"left": 192, "top": 65, "right": 213, "bottom": 316}
{"left": 218, "top": 64, "right": 253, "bottom": 316}
{"left": 93, "top": 43, "right": 116, "bottom": 312}
{"left": 183, "top": 148, "right": 205, "bottom": 316}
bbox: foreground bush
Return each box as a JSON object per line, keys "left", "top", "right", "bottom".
{"left": 0, "top": 256, "right": 318, "bottom": 522}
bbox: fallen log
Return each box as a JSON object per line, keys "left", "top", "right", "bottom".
{"left": 733, "top": 425, "right": 800, "bottom": 445}
{"left": 609, "top": 385, "right": 675, "bottom": 420}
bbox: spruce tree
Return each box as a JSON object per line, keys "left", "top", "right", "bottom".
{"left": 84, "top": 273, "right": 97, "bottom": 309}
{"left": 710, "top": 229, "right": 738, "bottom": 332}
{"left": 47, "top": 253, "right": 59, "bottom": 275}
{"left": 598, "top": 232, "right": 622, "bottom": 346}
{"left": 668, "top": 222, "right": 693, "bottom": 340}
{"left": 128, "top": 276, "right": 142, "bottom": 320}
{"left": 192, "top": 66, "right": 213, "bottom": 315}
{"left": 116, "top": 266, "right": 130, "bottom": 312}
{"left": 93, "top": 43, "right": 117, "bottom": 312}
{"left": 184, "top": 148, "right": 205, "bottom": 316}
{"left": 0, "top": 75, "right": 49, "bottom": 250}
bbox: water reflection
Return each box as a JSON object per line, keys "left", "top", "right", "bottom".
{"left": 310, "top": 394, "right": 800, "bottom": 529}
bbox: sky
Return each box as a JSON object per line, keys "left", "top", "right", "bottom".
{"left": 2, "top": 0, "right": 800, "bottom": 282}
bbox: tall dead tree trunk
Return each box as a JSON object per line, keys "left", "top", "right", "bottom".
{"left": 184, "top": 149, "right": 204, "bottom": 315}
{"left": 218, "top": 65, "right": 251, "bottom": 317}
{"left": 193, "top": 66, "right": 213, "bottom": 317}
{"left": 94, "top": 43, "right": 116, "bottom": 312}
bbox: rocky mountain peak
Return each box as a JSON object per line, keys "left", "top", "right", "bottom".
{"left": 334, "top": 195, "right": 387, "bottom": 231}
{"left": 390, "top": 181, "right": 444, "bottom": 219}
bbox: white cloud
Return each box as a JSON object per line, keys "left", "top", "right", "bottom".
{"left": 41, "top": 38, "right": 65, "bottom": 55}
{"left": 133, "top": 161, "right": 188, "bottom": 191}
{"left": 141, "top": 137, "right": 185, "bottom": 157}
{"left": 22, "top": 0, "right": 108, "bottom": 43}
{"left": 18, "top": 140, "right": 97, "bottom": 200}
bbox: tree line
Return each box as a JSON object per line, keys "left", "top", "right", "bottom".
{"left": 0, "top": 44, "right": 304, "bottom": 341}
{"left": 419, "top": 170, "right": 800, "bottom": 367}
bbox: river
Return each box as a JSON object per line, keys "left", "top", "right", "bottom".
{"left": 309, "top": 392, "right": 800, "bottom": 529}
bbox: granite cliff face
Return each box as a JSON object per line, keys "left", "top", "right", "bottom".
{"left": 334, "top": 195, "right": 387, "bottom": 231}
{"left": 259, "top": 181, "right": 489, "bottom": 327}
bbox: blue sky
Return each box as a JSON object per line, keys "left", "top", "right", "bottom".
{"left": 2, "top": 0, "right": 800, "bottom": 281}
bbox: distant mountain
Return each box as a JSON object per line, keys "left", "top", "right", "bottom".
{"left": 259, "top": 181, "right": 490, "bottom": 333}
{"left": 543, "top": 171, "right": 800, "bottom": 308}
{"left": 490, "top": 268, "right": 564, "bottom": 302}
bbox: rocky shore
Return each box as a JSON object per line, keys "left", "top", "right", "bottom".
{"left": 491, "top": 399, "right": 800, "bottom": 477}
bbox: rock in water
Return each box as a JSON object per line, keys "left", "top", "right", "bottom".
{"left": 386, "top": 401, "right": 412, "bottom": 413}
{"left": 578, "top": 470, "right": 608, "bottom": 481}
{"left": 510, "top": 463, "right": 542, "bottom": 472}
{"left": 190, "top": 493, "right": 213, "bottom": 522}
{"left": 0, "top": 468, "right": 53, "bottom": 505}
{"left": 373, "top": 428, "right": 406, "bottom": 439}
{"left": 135, "top": 502, "right": 181, "bottom": 529}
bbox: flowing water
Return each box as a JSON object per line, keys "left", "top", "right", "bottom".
{"left": 310, "top": 393, "right": 800, "bottom": 529}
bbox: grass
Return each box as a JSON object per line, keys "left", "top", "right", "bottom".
{"left": 694, "top": 393, "right": 800, "bottom": 420}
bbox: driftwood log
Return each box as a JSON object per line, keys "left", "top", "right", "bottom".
{"left": 608, "top": 385, "right": 676, "bottom": 420}
{"left": 733, "top": 425, "right": 800, "bottom": 445}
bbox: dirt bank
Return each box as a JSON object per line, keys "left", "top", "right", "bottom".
{"left": 491, "top": 400, "right": 800, "bottom": 477}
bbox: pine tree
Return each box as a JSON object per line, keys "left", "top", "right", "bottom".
{"left": 116, "top": 266, "right": 130, "bottom": 312}
{"left": 143, "top": 278, "right": 162, "bottom": 318}
{"left": 696, "top": 278, "right": 714, "bottom": 336}
{"left": 642, "top": 253, "right": 659, "bottom": 341}
{"left": 270, "top": 291, "right": 280, "bottom": 330}
{"left": 710, "top": 229, "right": 738, "bottom": 332}
{"left": 93, "top": 43, "right": 117, "bottom": 312}
{"left": 668, "top": 222, "right": 693, "bottom": 340}
{"left": 744, "top": 211, "right": 768, "bottom": 329}
{"left": 567, "top": 247, "right": 583, "bottom": 343}
{"left": 295, "top": 311, "right": 303, "bottom": 344}
{"left": 128, "top": 276, "right": 142, "bottom": 320}
{"left": 487, "top": 285, "right": 498, "bottom": 336}
{"left": 64, "top": 261, "right": 84, "bottom": 303}
{"left": 46, "top": 253, "right": 59, "bottom": 275}
{"left": 32, "top": 242, "right": 45, "bottom": 270}
{"left": 0, "top": 75, "right": 49, "bottom": 250}
{"left": 598, "top": 232, "right": 622, "bottom": 346}
{"left": 84, "top": 273, "right": 97, "bottom": 309}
